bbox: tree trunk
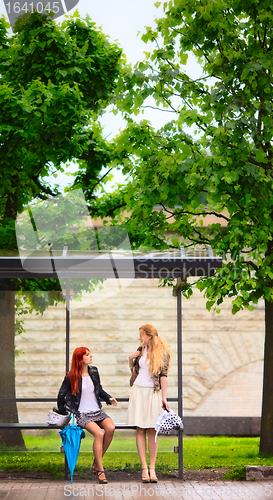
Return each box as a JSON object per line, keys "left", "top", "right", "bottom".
{"left": 0, "top": 289, "right": 25, "bottom": 449}
{"left": 259, "top": 299, "right": 273, "bottom": 454}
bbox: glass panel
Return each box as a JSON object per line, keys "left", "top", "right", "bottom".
{"left": 69, "top": 278, "right": 178, "bottom": 443}
{"left": 14, "top": 290, "right": 66, "bottom": 450}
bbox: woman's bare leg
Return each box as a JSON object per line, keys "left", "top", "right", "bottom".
{"left": 136, "top": 426, "right": 149, "bottom": 479}
{"left": 85, "top": 421, "right": 105, "bottom": 479}
{"left": 97, "top": 417, "right": 115, "bottom": 456}
{"left": 147, "top": 428, "right": 158, "bottom": 470}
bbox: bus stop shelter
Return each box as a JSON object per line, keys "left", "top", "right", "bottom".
{"left": 0, "top": 249, "right": 222, "bottom": 479}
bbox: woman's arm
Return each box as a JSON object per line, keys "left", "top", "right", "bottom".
{"left": 57, "top": 376, "right": 70, "bottom": 414}
{"left": 160, "top": 375, "right": 169, "bottom": 410}
{"left": 94, "top": 367, "right": 117, "bottom": 405}
{"left": 128, "top": 347, "right": 142, "bottom": 370}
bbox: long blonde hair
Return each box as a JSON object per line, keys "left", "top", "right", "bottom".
{"left": 139, "top": 324, "right": 171, "bottom": 376}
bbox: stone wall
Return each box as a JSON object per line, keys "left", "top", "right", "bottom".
{"left": 14, "top": 279, "right": 265, "bottom": 423}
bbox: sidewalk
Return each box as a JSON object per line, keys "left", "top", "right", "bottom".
{"left": 1, "top": 479, "right": 273, "bottom": 499}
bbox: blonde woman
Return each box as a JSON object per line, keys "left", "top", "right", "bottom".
{"left": 127, "top": 324, "right": 171, "bottom": 483}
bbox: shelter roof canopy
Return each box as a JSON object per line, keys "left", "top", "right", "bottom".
{"left": 0, "top": 248, "right": 222, "bottom": 279}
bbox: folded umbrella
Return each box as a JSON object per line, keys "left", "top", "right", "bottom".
{"left": 59, "top": 415, "right": 85, "bottom": 483}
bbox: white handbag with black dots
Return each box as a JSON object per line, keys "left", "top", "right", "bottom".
{"left": 154, "top": 409, "right": 183, "bottom": 441}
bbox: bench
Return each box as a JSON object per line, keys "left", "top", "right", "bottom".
{"left": 0, "top": 397, "right": 179, "bottom": 480}
{"left": 0, "top": 423, "right": 137, "bottom": 430}
{"left": 0, "top": 422, "right": 137, "bottom": 480}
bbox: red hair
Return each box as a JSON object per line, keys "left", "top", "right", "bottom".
{"left": 67, "top": 346, "right": 89, "bottom": 395}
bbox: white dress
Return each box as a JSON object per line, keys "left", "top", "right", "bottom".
{"left": 126, "top": 348, "right": 163, "bottom": 428}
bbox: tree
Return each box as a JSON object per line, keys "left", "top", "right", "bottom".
{"left": 97, "top": 0, "right": 273, "bottom": 453}
{"left": 0, "top": 11, "right": 122, "bottom": 448}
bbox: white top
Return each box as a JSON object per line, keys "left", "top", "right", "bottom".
{"left": 78, "top": 375, "right": 100, "bottom": 413}
{"left": 134, "top": 347, "right": 154, "bottom": 388}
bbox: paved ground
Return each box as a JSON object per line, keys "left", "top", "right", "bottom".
{"left": 1, "top": 480, "right": 273, "bottom": 499}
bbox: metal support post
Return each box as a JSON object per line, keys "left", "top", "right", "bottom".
{"left": 65, "top": 278, "right": 70, "bottom": 481}
{"left": 65, "top": 455, "right": 69, "bottom": 481}
{"left": 177, "top": 282, "right": 183, "bottom": 479}
{"left": 66, "top": 279, "right": 70, "bottom": 374}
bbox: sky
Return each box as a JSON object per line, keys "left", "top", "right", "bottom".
{"left": 0, "top": 1, "right": 165, "bottom": 64}
{"left": 0, "top": 0, "right": 202, "bottom": 191}
{"left": 74, "top": 0, "right": 202, "bottom": 136}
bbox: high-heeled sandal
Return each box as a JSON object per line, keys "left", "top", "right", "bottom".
{"left": 91, "top": 458, "right": 97, "bottom": 475}
{"left": 149, "top": 468, "right": 158, "bottom": 483}
{"left": 97, "top": 470, "right": 108, "bottom": 484}
{"left": 142, "top": 468, "right": 150, "bottom": 483}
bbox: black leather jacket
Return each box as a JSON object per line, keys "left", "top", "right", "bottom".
{"left": 57, "top": 365, "right": 112, "bottom": 415}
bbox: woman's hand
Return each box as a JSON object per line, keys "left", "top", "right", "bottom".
{"left": 129, "top": 350, "right": 141, "bottom": 369}
{"left": 129, "top": 350, "right": 141, "bottom": 361}
{"left": 162, "top": 399, "right": 169, "bottom": 411}
{"left": 109, "top": 398, "right": 117, "bottom": 406}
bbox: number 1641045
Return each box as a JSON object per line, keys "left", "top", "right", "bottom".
{"left": 5, "top": 2, "right": 60, "bottom": 14}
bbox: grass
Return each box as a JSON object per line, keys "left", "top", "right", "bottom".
{"left": 23, "top": 431, "right": 177, "bottom": 452}
{"left": 0, "top": 433, "right": 273, "bottom": 480}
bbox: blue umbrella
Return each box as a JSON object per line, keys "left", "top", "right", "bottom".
{"left": 59, "top": 415, "right": 85, "bottom": 483}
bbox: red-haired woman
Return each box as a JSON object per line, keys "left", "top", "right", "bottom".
{"left": 57, "top": 346, "right": 117, "bottom": 484}
{"left": 127, "top": 324, "right": 171, "bottom": 483}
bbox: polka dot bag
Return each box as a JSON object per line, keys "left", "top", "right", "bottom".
{"left": 154, "top": 409, "right": 183, "bottom": 441}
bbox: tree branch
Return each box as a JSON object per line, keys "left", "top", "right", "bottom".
{"left": 89, "top": 201, "right": 126, "bottom": 217}
{"left": 160, "top": 204, "right": 230, "bottom": 222}
{"left": 35, "top": 192, "right": 52, "bottom": 201}
{"left": 195, "top": 43, "right": 212, "bottom": 65}
{"left": 242, "top": 260, "right": 259, "bottom": 272}
{"left": 140, "top": 105, "right": 176, "bottom": 113}
{"left": 88, "top": 167, "right": 115, "bottom": 195}
{"left": 240, "top": 247, "right": 258, "bottom": 253}
{"left": 188, "top": 229, "right": 211, "bottom": 245}
{"left": 164, "top": 58, "right": 209, "bottom": 95}
{"left": 263, "top": 24, "right": 267, "bottom": 48}
{"left": 31, "top": 176, "right": 60, "bottom": 198}
{"left": 247, "top": 156, "right": 262, "bottom": 167}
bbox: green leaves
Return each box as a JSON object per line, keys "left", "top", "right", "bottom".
{"left": 0, "top": 11, "right": 123, "bottom": 225}
{"left": 0, "top": 11, "right": 125, "bottom": 309}
{"left": 101, "top": 0, "right": 273, "bottom": 313}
